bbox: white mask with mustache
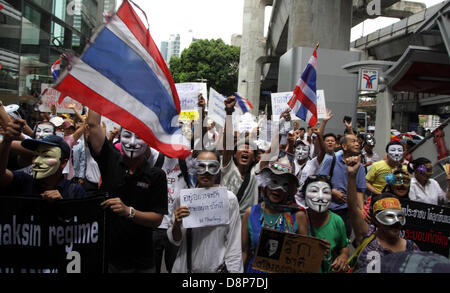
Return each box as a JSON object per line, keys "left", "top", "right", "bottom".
{"left": 305, "top": 181, "right": 332, "bottom": 213}
{"left": 387, "top": 145, "right": 404, "bottom": 162}
{"left": 120, "top": 129, "right": 147, "bottom": 160}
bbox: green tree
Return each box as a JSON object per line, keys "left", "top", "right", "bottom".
{"left": 169, "top": 39, "right": 240, "bottom": 96}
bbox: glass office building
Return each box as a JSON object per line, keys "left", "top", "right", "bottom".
{"left": 0, "top": 0, "right": 106, "bottom": 107}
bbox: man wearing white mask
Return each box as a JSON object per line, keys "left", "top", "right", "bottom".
{"left": 303, "top": 175, "right": 349, "bottom": 273}
{"left": 366, "top": 141, "right": 407, "bottom": 196}
{"left": 87, "top": 109, "right": 168, "bottom": 273}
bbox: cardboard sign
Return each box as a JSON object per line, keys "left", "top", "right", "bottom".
{"left": 39, "top": 83, "right": 83, "bottom": 114}
{"left": 400, "top": 199, "right": 450, "bottom": 257}
{"left": 252, "top": 228, "right": 326, "bottom": 273}
{"left": 180, "top": 187, "right": 229, "bottom": 228}
{"left": 0, "top": 196, "right": 106, "bottom": 273}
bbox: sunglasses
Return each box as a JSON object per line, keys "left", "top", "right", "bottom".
{"left": 197, "top": 160, "right": 220, "bottom": 175}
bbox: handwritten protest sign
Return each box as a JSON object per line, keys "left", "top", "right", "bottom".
{"left": 0, "top": 196, "right": 106, "bottom": 273}
{"left": 39, "top": 83, "right": 83, "bottom": 114}
{"left": 175, "top": 82, "right": 207, "bottom": 111}
{"left": 180, "top": 187, "right": 229, "bottom": 228}
{"left": 400, "top": 199, "right": 450, "bottom": 257}
{"left": 207, "top": 87, "right": 226, "bottom": 127}
{"left": 252, "top": 228, "right": 325, "bottom": 273}
{"left": 271, "top": 92, "right": 294, "bottom": 121}
{"left": 316, "top": 90, "right": 327, "bottom": 119}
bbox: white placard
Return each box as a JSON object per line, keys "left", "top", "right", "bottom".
{"left": 207, "top": 87, "right": 226, "bottom": 127}
{"left": 237, "top": 112, "right": 258, "bottom": 133}
{"left": 180, "top": 187, "right": 229, "bottom": 228}
{"left": 316, "top": 90, "right": 327, "bottom": 119}
{"left": 39, "top": 83, "right": 83, "bottom": 114}
{"left": 175, "top": 82, "right": 207, "bottom": 112}
{"left": 271, "top": 92, "right": 294, "bottom": 121}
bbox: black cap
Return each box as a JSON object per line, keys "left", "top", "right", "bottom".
{"left": 21, "top": 135, "right": 70, "bottom": 160}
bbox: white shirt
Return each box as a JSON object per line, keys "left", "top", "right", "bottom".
{"left": 148, "top": 148, "right": 189, "bottom": 229}
{"left": 168, "top": 190, "right": 243, "bottom": 273}
{"left": 409, "top": 176, "right": 447, "bottom": 205}
{"left": 85, "top": 146, "right": 101, "bottom": 184}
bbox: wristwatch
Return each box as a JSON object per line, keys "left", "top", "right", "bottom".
{"left": 128, "top": 206, "right": 136, "bottom": 220}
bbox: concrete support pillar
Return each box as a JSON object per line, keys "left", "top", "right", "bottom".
{"left": 237, "top": 0, "right": 268, "bottom": 115}
{"left": 374, "top": 87, "right": 393, "bottom": 158}
{"left": 287, "top": 0, "right": 353, "bottom": 51}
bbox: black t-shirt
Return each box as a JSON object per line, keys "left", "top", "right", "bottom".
{"left": 91, "top": 139, "right": 168, "bottom": 270}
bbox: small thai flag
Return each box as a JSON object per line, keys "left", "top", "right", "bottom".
{"left": 55, "top": 0, "right": 191, "bottom": 159}
{"left": 288, "top": 46, "right": 318, "bottom": 127}
{"left": 51, "top": 58, "right": 61, "bottom": 82}
{"left": 234, "top": 92, "right": 254, "bottom": 114}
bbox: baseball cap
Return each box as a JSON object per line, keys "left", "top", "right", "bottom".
{"left": 21, "top": 135, "right": 70, "bottom": 160}
{"left": 49, "top": 116, "right": 64, "bottom": 127}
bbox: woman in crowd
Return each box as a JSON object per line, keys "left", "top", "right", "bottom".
{"left": 241, "top": 153, "right": 309, "bottom": 273}
{"left": 408, "top": 157, "right": 450, "bottom": 206}
{"left": 168, "top": 150, "right": 243, "bottom": 273}
{"left": 346, "top": 155, "right": 419, "bottom": 272}
{"left": 303, "top": 175, "right": 349, "bottom": 273}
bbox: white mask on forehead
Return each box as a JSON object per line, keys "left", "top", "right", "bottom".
{"left": 120, "top": 129, "right": 148, "bottom": 160}
{"left": 387, "top": 145, "right": 403, "bottom": 162}
{"left": 305, "top": 181, "right": 332, "bottom": 213}
{"left": 35, "top": 123, "right": 54, "bottom": 140}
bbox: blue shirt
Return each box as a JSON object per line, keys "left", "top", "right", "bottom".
{"left": 318, "top": 153, "right": 366, "bottom": 211}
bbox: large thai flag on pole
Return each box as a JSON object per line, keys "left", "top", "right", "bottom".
{"left": 54, "top": 0, "right": 191, "bottom": 159}
{"left": 287, "top": 45, "right": 319, "bottom": 127}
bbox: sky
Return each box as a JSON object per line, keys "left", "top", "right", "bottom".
{"left": 115, "top": 0, "right": 447, "bottom": 50}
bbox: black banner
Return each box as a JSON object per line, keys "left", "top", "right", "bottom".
{"left": 0, "top": 195, "right": 106, "bottom": 273}
{"left": 400, "top": 199, "right": 450, "bottom": 257}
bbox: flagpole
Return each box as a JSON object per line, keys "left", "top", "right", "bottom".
{"left": 315, "top": 42, "right": 320, "bottom": 50}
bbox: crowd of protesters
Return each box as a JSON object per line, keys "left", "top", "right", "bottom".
{"left": 0, "top": 93, "right": 449, "bottom": 274}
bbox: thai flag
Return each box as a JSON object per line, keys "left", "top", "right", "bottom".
{"left": 51, "top": 58, "right": 61, "bottom": 82}
{"left": 234, "top": 92, "right": 254, "bottom": 114}
{"left": 54, "top": 0, "right": 191, "bottom": 159}
{"left": 287, "top": 47, "right": 318, "bottom": 127}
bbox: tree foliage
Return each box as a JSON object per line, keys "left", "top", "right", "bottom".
{"left": 169, "top": 39, "right": 240, "bottom": 96}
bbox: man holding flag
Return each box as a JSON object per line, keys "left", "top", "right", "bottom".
{"left": 288, "top": 43, "right": 320, "bottom": 127}
{"left": 53, "top": 0, "right": 188, "bottom": 272}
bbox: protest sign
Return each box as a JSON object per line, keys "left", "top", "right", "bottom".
{"left": 400, "top": 199, "right": 450, "bottom": 257}
{"left": 207, "top": 88, "right": 226, "bottom": 127}
{"left": 0, "top": 196, "right": 106, "bottom": 273}
{"left": 39, "top": 83, "right": 83, "bottom": 114}
{"left": 316, "top": 90, "right": 327, "bottom": 119}
{"left": 176, "top": 82, "right": 207, "bottom": 121}
{"left": 271, "top": 92, "right": 294, "bottom": 121}
{"left": 180, "top": 187, "right": 229, "bottom": 228}
{"left": 237, "top": 112, "right": 258, "bottom": 134}
{"left": 252, "top": 228, "right": 326, "bottom": 273}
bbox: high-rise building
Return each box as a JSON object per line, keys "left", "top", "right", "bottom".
{"left": 160, "top": 41, "right": 168, "bottom": 63}
{"left": 0, "top": 0, "right": 106, "bottom": 106}
{"left": 167, "top": 34, "right": 180, "bottom": 63}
